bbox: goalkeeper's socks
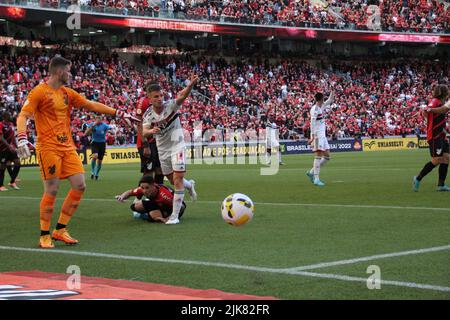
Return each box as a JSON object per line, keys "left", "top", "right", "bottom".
{"left": 417, "top": 161, "right": 436, "bottom": 181}
{"left": 438, "top": 163, "right": 449, "bottom": 187}
{"left": 91, "top": 159, "right": 96, "bottom": 175}
{"left": 58, "top": 189, "right": 84, "bottom": 226}
{"left": 95, "top": 163, "right": 102, "bottom": 177}
{"left": 40, "top": 193, "right": 56, "bottom": 233}
{"left": 171, "top": 190, "right": 185, "bottom": 218}
{"left": 56, "top": 223, "right": 66, "bottom": 230}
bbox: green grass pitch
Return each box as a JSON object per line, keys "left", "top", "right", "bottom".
{"left": 0, "top": 149, "right": 449, "bottom": 299}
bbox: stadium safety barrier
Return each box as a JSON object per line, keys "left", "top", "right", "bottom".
{"left": 417, "top": 135, "right": 450, "bottom": 149}
{"left": 18, "top": 137, "right": 429, "bottom": 167}
{"left": 362, "top": 137, "right": 418, "bottom": 152}
{"left": 418, "top": 137, "right": 430, "bottom": 149}
{"left": 85, "top": 148, "right": 140, "bottom": 164}
{"left": 281, "top": 139, "right": 363, "bottom": 155}
{"left": 20, "top": 149, "right": 87, "bottom": 167}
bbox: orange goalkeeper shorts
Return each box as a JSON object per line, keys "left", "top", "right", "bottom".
{"left": 37, "top": 149, "right": 84, "bottom": 180}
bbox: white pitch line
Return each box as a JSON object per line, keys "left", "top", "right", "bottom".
{"left": 1, "top": 196, "right": 449, "bottom": 212}
{"left": 287, "top": 270, "right": 450, "bottom": 292}
{"left": 284, "top": 244, "right": 450, "bottom": 272}
{"left": 0, "top": 245, "right": 449, "bottom": 293}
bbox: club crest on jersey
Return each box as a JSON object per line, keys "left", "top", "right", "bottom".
{"left": 57, "top": 134, "right": 68, "bottom": 143}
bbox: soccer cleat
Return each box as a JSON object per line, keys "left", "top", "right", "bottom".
{"left": 91, "top": 174, "right": 94, "bottom": 180}
{"left": 314, "top": 178, "right": 325, "bottom": 187}
{"left": 52, "top": 228, "right": 78, "bottom": 245}
{"left": 306, "top": 171, "right": 314, "bottom": 184}
{"left": 188, "top": 180, "right": 197, "bottom": 201}
{"left": 412, "top": 176, "right": 421, "bottom": 192}
{"left": 165, "top": 216, "right": 180, "bottom": 225}
{"left": 39, "top": 235, "right": 55, "bottom": 248}
{"left": 95, "top": 176, "right": 99, "bottom": 181}
{"left": 436, "top": 185, "right": 450, "bottom": 192}
{"left": 8, "top": 182, "right": 20, "bottom": 190}
{"left": 0, "top": 186, "right": 8, "bottom": 192}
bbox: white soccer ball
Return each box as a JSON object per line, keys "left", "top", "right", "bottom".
{"left": 221, "top": 193, "right": 254, "bottom": 226}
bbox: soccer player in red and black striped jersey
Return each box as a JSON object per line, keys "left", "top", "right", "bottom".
{"left": 136, "top": 91, "right": 163, "bottom": 184}
{"left": 413, "top": 85, "right": 450, "bottom": 192}
{"left": 115, "top": 175, "right": 186, "bottom": 223}
{"left": 0, "top": 111, "right": 21, "bottom": 191}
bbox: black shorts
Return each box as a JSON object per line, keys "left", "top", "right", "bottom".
{"left": 428, "top": 137, "right": 449, "bottom": 158}
{"left": 138, "top": 141, "right": 161, "bottom": 173}
{"left": 142, "top": 200, "right": 186, "bottom": 222}
{"left": 0, "top": 150, "right": 19, "bottom": 165}
{"left": 91, "top": 142, "right": 106, "bottom": 160}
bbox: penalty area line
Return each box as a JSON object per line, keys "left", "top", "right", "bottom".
{"left": 1, "top": 196, "right": 450, "bottom": 212}
{"left": 0, "top": 245, "right": 449, "bottom": 293}
{"left": 284, "top": 244, "right": 450, "bottom": 272}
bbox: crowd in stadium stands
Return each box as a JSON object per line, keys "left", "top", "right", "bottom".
{"left": 39, "top": 0, "right": 450, "bottom": 33}
{"left": 0, "top": 48, "right": 448, "bottom": 149}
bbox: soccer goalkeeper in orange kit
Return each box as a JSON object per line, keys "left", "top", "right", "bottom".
{"left": 16, "top": 56, "right": 139, "bottom": 248}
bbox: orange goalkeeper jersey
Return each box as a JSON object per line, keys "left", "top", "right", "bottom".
{"left": 20, "top": 82, "right": 114, "bottom": 151}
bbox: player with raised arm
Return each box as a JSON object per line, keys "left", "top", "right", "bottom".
{"left": 16, "top": 56, "right": 139, "bottom": 248}
{"left": 413, "top": 85, "right": 449, "bottom": 192}
{"left": 142, "top": 75, "right": 198, "bottom": 225}
{"left": 306, "top": 90, "right": 334, "bottom": 187}
{"left": 115, "top": 175, "right": 187, "bottom": 223}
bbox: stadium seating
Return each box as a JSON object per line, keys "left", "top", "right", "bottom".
{"left": 0, "top": 48, "right": 448, "bottom": 148}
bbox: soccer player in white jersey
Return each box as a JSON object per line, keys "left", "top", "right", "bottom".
{"left": 265, "top": 121, "right": 284, "bottom": 165}
{"left": 142, "top": 77, "right": 198, "bottom": 225}
{"left": 306, "top": 90, "right": 334, "bottom": 186}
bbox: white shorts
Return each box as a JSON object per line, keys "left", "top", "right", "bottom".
{"left": 160, "top": 149, "right": 186, "bottom": 176}
{"left": 312, "top": 136, "right": 329, "bottom": 152}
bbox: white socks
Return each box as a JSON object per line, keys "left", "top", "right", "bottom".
{"left": 171, "top": 190, "right": 185, "bottom": 219}
{"left": 313, "top": 157, "right": 321, "bottom": 179}
{"left": 320, "top": 156, "right": 330, "bottom": 167}
{"left": 310, "top": 156, "right": 330, "bottom": 179}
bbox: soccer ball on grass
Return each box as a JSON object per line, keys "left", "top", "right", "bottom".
{"left": 221, "top": 193, "right": 254, "bottom": 226}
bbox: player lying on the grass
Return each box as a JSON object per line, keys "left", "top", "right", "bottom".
{"left": 142, "top": 76, "right": 198, "bottom": 225}
{"left": 306, "top": 90, "right": 334, "bottom": 186}
{"left": 413, "top": 84, "right": 449, "bottom": 192}
{"left": 16, "top": 56, "right": 140, "bottom": 248}
{"left": 115, "top": 175, "right": 186, "bottom": 223}
{"left": 0, "top": 111, "right": 21, "bottom": 191}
